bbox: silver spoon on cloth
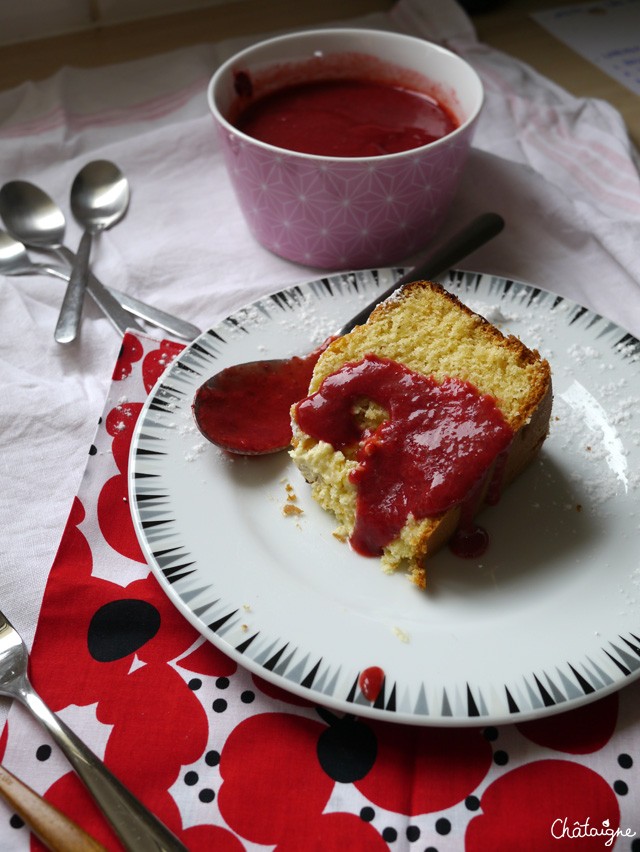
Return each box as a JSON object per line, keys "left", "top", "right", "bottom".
{"left": 0, "top": 230, "right": 201, "bottom": 341}
{"left": 54, "top": 161, "right": 131, "bottom": 343}
{"left": 193, "top": 212, "right": 505, "bottom": 455}
{"left": 0, "top": 179, "right": 142, "bottom": 337}
{"left": 0, "top": 608, "right": 188, "bottom": 852}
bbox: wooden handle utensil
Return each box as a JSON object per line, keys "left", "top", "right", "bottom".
{"left": 0, "top": 763, "right": 107, "bottom": 852}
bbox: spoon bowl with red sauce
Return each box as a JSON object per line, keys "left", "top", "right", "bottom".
{"left": 193, "top": 212, "right": 504, "bottom": 455}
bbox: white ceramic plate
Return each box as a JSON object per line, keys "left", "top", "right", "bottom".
{"left": 129, "top": 269, "right": 640, "bottom": 726}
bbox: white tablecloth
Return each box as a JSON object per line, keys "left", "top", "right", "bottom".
{"left": 1, "top": 0, "right": 639, "bottom": 712}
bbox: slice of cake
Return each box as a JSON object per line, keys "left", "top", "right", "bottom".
{"left": 290, "top": 280, "right": 552, "bottom": 588}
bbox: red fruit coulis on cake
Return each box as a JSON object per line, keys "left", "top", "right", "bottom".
{"left": 233, "top": 78, "right": 458, "bottom": 157}
{"left": 294, "top": 354, "right": 513, "bottom": 557}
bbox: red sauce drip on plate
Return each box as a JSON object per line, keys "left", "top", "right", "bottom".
{"left": 359, "top": 666, "right": 385, "bottom": 702}
{"left": 193, "top": 341, "right": 331, "bottom": 455}
{"left": 294, "top": 355, "right": 513, "bottom": 556}
{"left": 449, "top": 524, "right": 490, "bottom": 558}
{"left": 234, "top": 78, "right": 458, "bottom": 157}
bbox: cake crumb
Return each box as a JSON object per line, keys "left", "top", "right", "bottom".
{"left": 282, "top": 480, "right": 304, "bottom": 516}
{"left": 283, "top": 503, "right": 304, "bottom": 517}
{"left": 285, "top": 483, "right": 298, "bottom": 502}
{"left": 393, "top": 626, "right": 410, "bottom": 643}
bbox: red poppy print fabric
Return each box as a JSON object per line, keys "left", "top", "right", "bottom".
{"left": 0, "top": 331, "right": 638, "bottom": 851}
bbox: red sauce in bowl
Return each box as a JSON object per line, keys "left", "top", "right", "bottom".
{"left": 294, "top": 354, "right": 513, "bottom": 556}
{"left": 233, "top": 77, "right": 458, "bottom": 157}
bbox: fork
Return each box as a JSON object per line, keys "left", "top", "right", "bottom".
{"left": 0, "top": 610, "right": 188, "bottom": 852}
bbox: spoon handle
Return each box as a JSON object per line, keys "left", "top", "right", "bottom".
{"left": 17, "top": 679, "right": 188, "bottom": 852}
{"left": 104, "top": 288, "right": 201, "bottom": 341}
{"left": 54, "top": 231, "right": 93, "bottom": 343}
{"left": 56, "top": 245, "right": 144, "bottom": 337}
{"left": 338, "top": 212, "right": 505, "bottom": 336}
{"left": 29, "top": 263, "right": 200, "bottom": 341}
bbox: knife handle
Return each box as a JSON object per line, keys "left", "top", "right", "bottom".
{"left": 0, "top": 763, "right": 108, "bottom": 852}
{"left": 109, "top": 287, "right": 201, "bottom": 341}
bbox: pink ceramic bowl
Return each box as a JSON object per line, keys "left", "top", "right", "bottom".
{"left": 207, "top": 28, "right": 483, "bottom": 270}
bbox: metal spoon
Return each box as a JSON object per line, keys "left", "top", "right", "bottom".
{"left": 0, "top": 179, "right": 141, "bottom": 336}
{"left": 54, "top": 161, "right": 131, "bottom": 343}
{"left": 0, "top": 230, "right": 201, "bottom": 341}
{"left": 193, "top": 212, "right": 505, "bottom": 455}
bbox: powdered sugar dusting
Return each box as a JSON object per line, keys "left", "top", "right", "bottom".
{"left": 462, "top": 285, "right": 639, "bottom": 533}
{"left": 223, "top": 272, "right": 393, "bottom": 356}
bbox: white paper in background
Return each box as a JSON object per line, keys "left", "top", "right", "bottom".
{"left": 532, "top": 0, "right": 640, "bottom": 95}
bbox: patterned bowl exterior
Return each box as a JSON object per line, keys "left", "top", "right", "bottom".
{"left": 214, "top": 117, "right": 479, "bottom": 269}
{"left": 209, "top": 29, "right": 483, "bottom": 270}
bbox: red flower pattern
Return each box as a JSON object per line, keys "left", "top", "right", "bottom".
{"left": 466, "top": 760, "right": 620, "bottom": 851}
{"left": 218, "top": 709, "right": 494, "bottom": 847}
{"left": 516, "top": 693, "right": 619, "bottom": 754}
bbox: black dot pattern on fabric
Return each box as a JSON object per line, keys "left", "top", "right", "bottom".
{"left": 382, "top": 826, "right": 397, "bottom": 842}
{"left": 87, "top": 599, "right": 161, "bottom": 662}
{"left": 493, "top": 750, "right": 509, "bottom": 766}
{"left": 483, "top": 726, "right": 499, "bottom": 741}
{"left": 184, "top": 771, "right": 198, "bottom": 786}
{"left": 205, "top": 750, "right": 220, "bottom": 767}
{"left": 406, "top": 825, "right": 420, "bottom": 842}
{"left": 212, "top": 698, "right": 227, "bottom": 713}
{"left": 36, "top": 744, "right": 52, "bottom": 761}
{"left": 618, "top": 753, "right": 633, "bottom": 769}
{"left": 465, "top": 795, "right": 481, "bottom": 811}
{"left": 240, "top": 691, "right": 255, "bottom": 704}
{"left": 435, "top": 817, "right": 451, "bottom": 835}
{"left": 9, "top": 816, "right": 24, "bottom": 829}
{"left": 360, "top": 806, "right": 375, "bottom": 822}
{"left": 89, "top": 444, "right": 98, "bottom": 456}
{"left": 216, "top": 677, "right": 229, "bottom": 689}
{"left": 613, "top": 780, "right": 628, "bottom": 795}
{"left": 188, "top": 678, "right": 202, "bottom": 690}
{"left": 199, "top": 788, "right": 215, "bottom": 803}
{"left": 316, "top": 717, "right": 377, "bottom": 783}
